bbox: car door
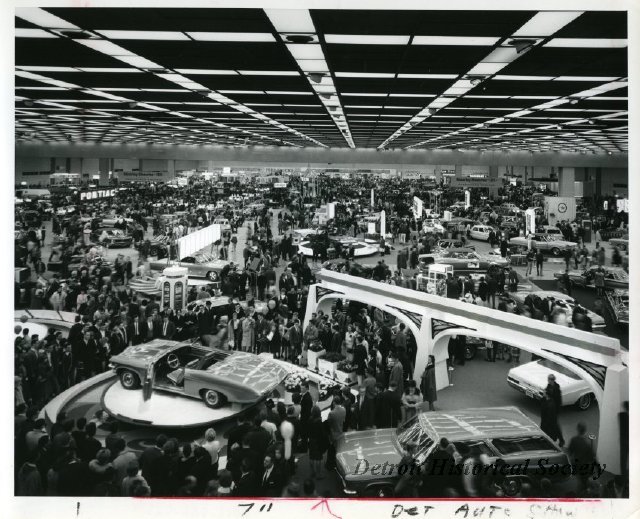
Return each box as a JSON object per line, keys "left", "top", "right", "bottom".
{"left": 142, "top": 358, "right": 158, "bottom": 401}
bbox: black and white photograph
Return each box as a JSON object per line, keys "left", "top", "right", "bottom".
{"left": 5, "top": 1, "right": 638, "bottom": 518}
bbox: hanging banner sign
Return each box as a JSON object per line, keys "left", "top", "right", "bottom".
{"left": 412, "top": 196, "right": 423, "bottom": 220}
{"left": 79, "top": 189, "right": 116, "bottom": 201}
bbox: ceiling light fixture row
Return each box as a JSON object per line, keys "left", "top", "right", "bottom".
{"left": 381, "top": 10, "right": 584, "bottom": 150}
{"left": 265, "top": 8, "right": 355, "bottom": 148}
{"left": 15, "top": 9, "right": 318, "bottom": 148}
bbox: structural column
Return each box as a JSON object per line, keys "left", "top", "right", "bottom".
{"left": 98, "top": 158, "right": 110, "bottom": 186}
{"left": 558, "top": 166, "right": 576, "bottom": 197}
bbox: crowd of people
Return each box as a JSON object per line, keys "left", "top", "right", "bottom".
{"left": 14, "top": 176, "right": 629, "bottom": 498}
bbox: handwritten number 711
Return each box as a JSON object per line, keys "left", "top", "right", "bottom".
{"left": 239, "top": 503, "right": 274, "bottom": 516}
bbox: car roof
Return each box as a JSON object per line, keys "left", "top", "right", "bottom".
{"left": 418, "top": 406, "right": 544, "bottom": 442}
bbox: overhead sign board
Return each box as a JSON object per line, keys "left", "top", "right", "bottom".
{"left": 79, "top": 189, "right": 116, "bottom": 201}
{"left": 450, "top": 177, "right": 502, "bottom": 188}
{"left": 274, "top": 182, "right": 288, "bottom": 188}
{"left": 412, "top": 196, "right": 423, "bottom": 219}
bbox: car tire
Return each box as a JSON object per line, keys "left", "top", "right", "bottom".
{"left": 201, "top": 389, "right": 227, "bottom": 409}
{"left": 119, "top": 370, "right": 140, "bottom": 390}
{"left": 465, "top": 344, "right": 476, "bottom": 361}
{"left": 576, "top": 393, "right": 593, "bottom": 411}
{"left": 150, "top": 246, "right": 158, "bottom": 256}
{"left": 206, "top": 271, "right": 218, "bottom": 281}
{"left": 551, "top": 247, "right": 561, "bottom": 256}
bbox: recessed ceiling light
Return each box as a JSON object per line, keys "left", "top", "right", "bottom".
{"left": 325, "top": 34, "right": 409, "bottom": 45}
{"left": 97, "top": 30, "right": 189, "bottom": 40}
{"left": 413, "top": 36, "right": 499, "bottom": 46}
{"left": 187, "top": 32, "right": 275, "bottom": 42}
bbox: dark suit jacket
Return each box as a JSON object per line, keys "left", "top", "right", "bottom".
{"left": 128, "top": 321, "right": 147, "bottom": 345}
{"left": 234, "top": 471, "right": 258, "bottom": 497}
{"left": 376, "top": 390, "right": 402, "bottom": 428}
{"left": 259, "top": 466, "right": 283, "bottom": 497}
{"left": 159, "top": 321, "right": 176, "bottom": 339}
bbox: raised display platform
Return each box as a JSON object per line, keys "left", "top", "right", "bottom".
{"left": 102, "top": 382, "right": 251, "bottom": 428}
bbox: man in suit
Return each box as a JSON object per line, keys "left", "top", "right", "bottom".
{"left": 68, "top": 316, "right": 84, "bottom": 346}
{"left": 145, "top": 312, "right": 161, "bottom": 342}
{"left": 299, "top": 381, "right": 313, "bottom": 451}
{"left": 325, "top": 396, "right": 346, "bottom": 470}
{"left": 376, "top": 382, "right": 403, "bottom": 428}
{"left": 546, "top": 374, "right": 562, "bottom": 411}
{"left": 234, "top": 458, "right": 258, "bottom": 497}
{"left": 159, "top": 315, "right": 176, "bottom": 340}
{"left": 287, "top": 319, "right": 303, "bottom": 361}
{"left": 258, "top": 454, "right": 283, "bottom": 497}
{"left": 388, "top": 353, "right": 404, "bottom": 397}
{"left": 567, "top": 422, "right": 597, "bottom": 493}
{"left": 109, "top": 326, "right": 126, "bottom": 357}
{"left": 128, "top": 315, "right": 147, "bottom": 346}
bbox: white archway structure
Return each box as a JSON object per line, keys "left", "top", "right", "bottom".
{"left": 304, "top": 270, "right": 628, "bottom": 474}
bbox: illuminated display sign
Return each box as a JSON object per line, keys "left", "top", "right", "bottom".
{"left": 79, "top": 189, "right": 116, "bottom": 201}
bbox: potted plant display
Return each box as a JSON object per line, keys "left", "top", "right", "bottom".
{"left": 306, "top": 340, "right": 326, "bottom": 371}
{"left": 283, "top": 372, "right": 309, "bottom": 404}
{"left": 335, "top": 360, "right": 357, "bottom": 385}
{"left": 317, "top": 351, "right": 344, "bottom": 379}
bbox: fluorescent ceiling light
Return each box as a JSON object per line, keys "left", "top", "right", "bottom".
{"left": 77, "top": 67, "right": 142, "bottom": 73}
{"left": 467, "top": 62, "right": 509, "bottom": 75}
{"left": 389, "top": 93, "right": 435, "bottom": 98}
{"left": 493, "top": 75, "right": 554, "bottom": 81}
{"left": 342, "top": 93, "right": 387, "bottom": 97}
{"left": 264, "top": 9, "right": 316, "bottom": 33}
{"left": 397, "top": 73, "right": 457, "bottom": 79}
{"left": 335, "top": 72, "right": 395, "bottom": 78}
{"left": 413, "top": 36, "right": 499, "bottom": 46}
{"left": 266, "top": 91, "right": 313, "bottom": 95}
{"left": 187, "top": 32, "right": 275, "bottom": 42}
{"left": 545, "top": 38, "right": 627, "bottom": 48}
{"left": 97, "top": 30, "right": 188, "bottom": 40}
{"left": 77, "top": 39, "right": 134, "bottom": 56}
{"left": 554, "top": 76, "right": 619, "bottom": 81}
{"left": 239, "top": 70, "right": 299, "bottom": 76}
{"left": 325, "top": 34, "right": 409, "bottom": 45}
{"left": 286, "top": 44, "right": 324, "bottom": 60}
{"left": 513, "top": 12, "right": 583, "bottom": 37}
{"left": 15, "top": 7, "right": 78, "bottom": 29}
{"left": 175, "top": 69, "right": 236, "bottom": 75}
{"left": 15, "top": 28, "right": 57, "bottom": 38}
{"left": 297, "top": 60, "right": 329, "bottom": 72}
{"left": 18, "top": 66, "right": 78, "bottom": 72}
{"left": 116, "top": 56, "right": 162, "bottom": 68}
{"left": 482, "top": 47, "right": 518, "bottom": 63}
{"left": 219, "top": 90, "right": 264, "bottom": 94}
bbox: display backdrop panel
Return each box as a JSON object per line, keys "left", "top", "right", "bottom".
{"left": 177, "top": 223, "right": 222, "bottom": 259}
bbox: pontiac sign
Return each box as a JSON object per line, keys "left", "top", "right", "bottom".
{"left": 79, "top": 189, "right": 116, "bottom": 201}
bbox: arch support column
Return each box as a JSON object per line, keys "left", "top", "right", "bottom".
{"left": 597, "top": 362, "right": 628, "bottom": 475}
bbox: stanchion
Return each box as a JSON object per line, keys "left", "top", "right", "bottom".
{"left": 448, "top": 364, "right": 454, "bottom": 387}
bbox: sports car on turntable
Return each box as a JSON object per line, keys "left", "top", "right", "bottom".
{"left": 91, "top": 228, "right": 134, "bottom": 248}
{"left": 419, "top": 247, "right": 509, "bottom": 278}
{"left": 149, "top": 252, "right": 229, "bottom": 281}
{"left": 298, "top": 237, "right": 378, "bottom": 257}
{"left": 553, "top": 265, "right": 629, "bottom": 290}
{"left": 109, "top": 339, "right": 290, "bottom": 408}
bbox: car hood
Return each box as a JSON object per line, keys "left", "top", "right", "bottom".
{"left": 191, "top": 259, "right": 229, "bottom": 269}
{"left": 205, "top": 352, "right": 290, "bottom": 394}
{"left": 509, "top": 362, "right": 581, "bottom": 394}
{"left": 336, "top": 429, "right": 403, "bottom": 481}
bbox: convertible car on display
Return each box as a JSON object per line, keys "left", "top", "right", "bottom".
{"left": 419, "top": 247, "right": 509, "bottom": 277}
{"left": 507, "top": 359, "right": 594, "bottom": 410}
{"left": 553, "top": 265, "right": 629, "bottom": 290}
{"left": 109, "top": 339, "right": 290, "bottom": 408}
{"left": 91, "top": 228, "right": 134, "bottom": 248}
{"left": 608, "top": 235, "right": 628, "bottom": 251}
{"left": 149, "top": 253, "right": 229, "bottom": 280}
{"left": 509, "top": 234, "right": 577, "bottom": 256}
{"left": 604, "top": 289, "right": 629, "bottom": 325}
{"left": 504, "top": 290, "right": 605, "bottom": 331}
{"left": 336, "top": 407, "right": 571, "bottom": 497}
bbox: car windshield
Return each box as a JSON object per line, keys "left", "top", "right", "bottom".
{"left": 492, "top": 436, "right": 558, "bottom": 455}
{"left": 195, "top": 254, "right": 213, "bottom": 264}
{"left": 537, "top": 359, "right": 580, "bottom": 380}
{"left": 395, "top": 417, "right": 435, "bottom": 464}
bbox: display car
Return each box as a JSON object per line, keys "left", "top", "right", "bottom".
{"left": 91, "top": 228, "right": 134, "bottom": 248}
{"left": 318, "top": 259, "right": 374, "bottom": 278}
{"left": 298, "top": 237, "right": 377, "bottom": 258}
{"left": 604, "top": 288, "right": 629, "bottom": 325}
{"left": 336, "top": 407, "right": 570, "bottom": 497}
{"left": 145, "top": 233, "right": 172, "bottom": 256}
{"left": 553, "top": 265, "right": 629, "bottom": 290}
{"left": 609, "top": 235, "right": 629, "bottom": 251}
{"left": 149, "top": 253, "right": 229, "bottom": 281}
{"left": 109, "top": 339, "right": 290, "bottom": 408}
{"left": 504, "top": 290, "right": 605, "bottom": 331}
{"left": 434, "top": 239, "right": 473, "bottom": 250}
{"left": 420, "top": 247, "right": 508, "bottom": 277}
{"left": 422, "top": 219, "right": 445, "bottom": 234}
{"left": 507, "top": 359, "right": 594, "bottom": 410}
{"left": 469, "top": 224, "right": 496, "bottom": 241}
{"left": 509, "top": 234, "right": 577, "bottom": 256}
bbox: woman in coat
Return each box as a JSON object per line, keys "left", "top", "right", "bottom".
{"left": 420, "top": 355, "right": 437, "bottom": 411}
{"left": 240, "top": 313, "right": 255, "bottom": 352}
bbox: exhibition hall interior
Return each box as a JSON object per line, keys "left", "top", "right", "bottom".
{"left": 13, "top": 5, "right": 630, "bottom": 500}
